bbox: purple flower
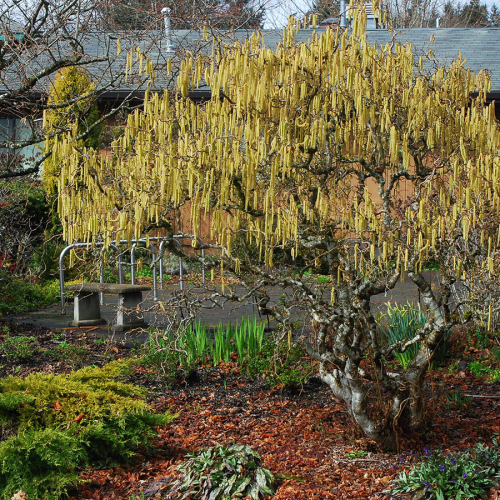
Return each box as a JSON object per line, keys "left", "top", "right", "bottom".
{"left": 463, "top": 472, "right": 468, "bottom": 478}
{"left": 451, "top": 458, "right": 456, "bottom": 464}
{"left": 440, "top": 465, "right": 445, "bottom": 471}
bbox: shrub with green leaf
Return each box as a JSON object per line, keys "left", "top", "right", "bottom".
{"left": 393, "top": 442, "right": 500, "bottom": 500}
{"left": 169, "top": 444, "right": 275, "bottom": 500}
{"left": 245, "top": 333, "right": 312, "bottom": 389}
{"left": 0, "top": 335, "right": 36, "bottom": 360}
{"left": 44, "top": 340, "right": 89, "bottom": 369}
{"left": 467, "top": 360, "right": 500, "bottom": 382}
{"left": 0, "top": 359, "right": 176, "bottom": 499}
{"left": 0, "top": 180, "right": 51, "bottom": 277}
{"left": 316, "top": 275, "right": 331, "bottom": 284}
{"left": 0, "top": 272, "right": 60, "bottom": 316}
{"left": 0, "top": 428, "right": 86, "bottom": 500}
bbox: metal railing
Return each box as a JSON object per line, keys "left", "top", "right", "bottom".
{"left": 59, "top": 236, "right": 206, "bottom": 314}
{"left": 159, "top": 235, "right": 206, "bottom": 291}
{"left": 59, "top": 242, "right": 123, "bottom": 313}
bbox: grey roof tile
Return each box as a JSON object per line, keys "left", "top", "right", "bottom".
{"left": 3, "top": 27, "right": 500, "bottom": 99}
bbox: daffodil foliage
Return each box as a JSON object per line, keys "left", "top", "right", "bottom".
{"left": 54, "top": 9, "right": 500, "bottom": 448}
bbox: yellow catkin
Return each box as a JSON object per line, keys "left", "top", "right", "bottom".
{"left": 51, "top": 5, "right": 498, "bottom": 319}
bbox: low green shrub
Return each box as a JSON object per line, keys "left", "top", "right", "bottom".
{"left": 0, "top": 273, "right": 59, "bottom": 316}
{"left": 0, "top": 428, "right": 86, "bottom": 500}
{"left": 316, "top": 275, "right": 331, "bottom": 283}
{"left": 393, "top": 442, "right": 500, "bottom": 500}
{"left": 493, "top": 346, "right": 500, "bottom": 366}
{"left": 468, "top": 361, "right": 500, "bottom": 382}
{"left": 468, "top": 361, "right": 490, "bottom": 377}
{"left": 169, "top": 444, "right": 275, "bottom": 500}
{"left": 245, "top": 333, "right": 312, "bottom": 389}
{"left": 0, "top": 335, "right": 36, "bottom": 360}
{"left": 44, "top": 340, "right": 89, "bottom": 368}
{"left": 345, "top": 450, "right": 368, "bottom": 459}
{"left": 0, "top": 359, "right": 176, "bottom": 499}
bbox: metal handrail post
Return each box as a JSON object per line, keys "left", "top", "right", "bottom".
{"left": 60, "top": 242, "right": 103, "bottom": 313}
{"left": 159, "top": 238, "right": 184, "bottom": 291}
{"left": 130, "top": 243, "right": 137, "bottom": 285}
{"left": 131, "top": 239, "right": 158, "bottom": 301}
{"left": 197, "top": 237, "right": 206, "bottom": 284}
{"left": 60, "top": 242, "right": 123, "bottom": 313}
{"left": 175, "top": 239, "right": 184, "bottom": 291}
{"left": 99, "top": 253, "right": 105, "bottom": 305}
{"left": 99, "top": 243, "right": 121, "bottom": 305}
{"left": 142, "top": 240, "right": 159, "bottom": 301}
{"left": 159, "top": 245, "right": 164, "bottom": 290}
{"left": 172, "top": 234, "right": 206, "bottom": 286}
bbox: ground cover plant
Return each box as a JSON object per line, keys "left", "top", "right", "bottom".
{"left": 393, "top": 442, "right": 500, "bottom": 499}
{"left": 169, "top": 443, "right": 275, "bottom": 500}
{"left": 0, "top": 332, "right": 36, "bottom": 361}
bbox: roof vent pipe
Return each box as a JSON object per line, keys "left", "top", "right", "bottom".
{"left": 340, "top": 0, "right": 347, "bottom": 28}
{"left": 161, "top": 7, "right": 173, "bottom": 53}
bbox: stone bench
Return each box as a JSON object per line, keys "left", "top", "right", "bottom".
{"left": 65, "top": 283, "right": 151, "bottom": 332}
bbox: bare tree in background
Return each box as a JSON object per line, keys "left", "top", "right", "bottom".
{"left": 378, "top": 0, "right": 440, "bottom": 28}
{"left": 299, "top": 0, "right": 440, "bottom": 27}
{"left": 94, "top": 0, "right": 266, "bottom": 30}
{"left": 381, "top": 0, "right": 494, "bottom": 28}
{"left": 440, "top": 0, "right": 491, "bottom": 27}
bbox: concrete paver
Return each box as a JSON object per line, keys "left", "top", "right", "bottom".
{"left": 3, "top": 274, "right": 434, "bottom": 340}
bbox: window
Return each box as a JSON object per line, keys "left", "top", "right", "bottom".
{"left": 0, "top": 117, "right": 40, "bottom": 170}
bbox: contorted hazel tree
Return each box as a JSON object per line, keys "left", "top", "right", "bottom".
{"left": 54, "top": 10, "right": 500, "bottom": 449}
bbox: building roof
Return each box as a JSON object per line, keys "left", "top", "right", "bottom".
{"left": 365, "top": 28, "right": 500, "bottom": 98}
{"left": 164, "top": 27, "right": 500, "bottom": 98}
{"left": 3, "top": 27, "right": 500, "bottom": 102}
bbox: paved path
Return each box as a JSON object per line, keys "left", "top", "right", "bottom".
{"left": 3, "top": 273, "right": 438, "bottom": 342}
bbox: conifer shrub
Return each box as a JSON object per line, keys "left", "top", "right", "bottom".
{"left": 0, "top": 428, "right": 86, "bottom": 500}
{"left": 0, "top": 360, "right": 176, "bottom": 499}
{"left": 43, "top": 66, "right": 102, "bottom": 195}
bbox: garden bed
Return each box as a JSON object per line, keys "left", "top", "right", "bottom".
{"left": 0, "top": 320, "right": 499, "bottom": 499}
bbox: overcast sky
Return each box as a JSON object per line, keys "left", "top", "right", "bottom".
{"left": 262, "top": 0, "right": 500, "bottom": 28}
